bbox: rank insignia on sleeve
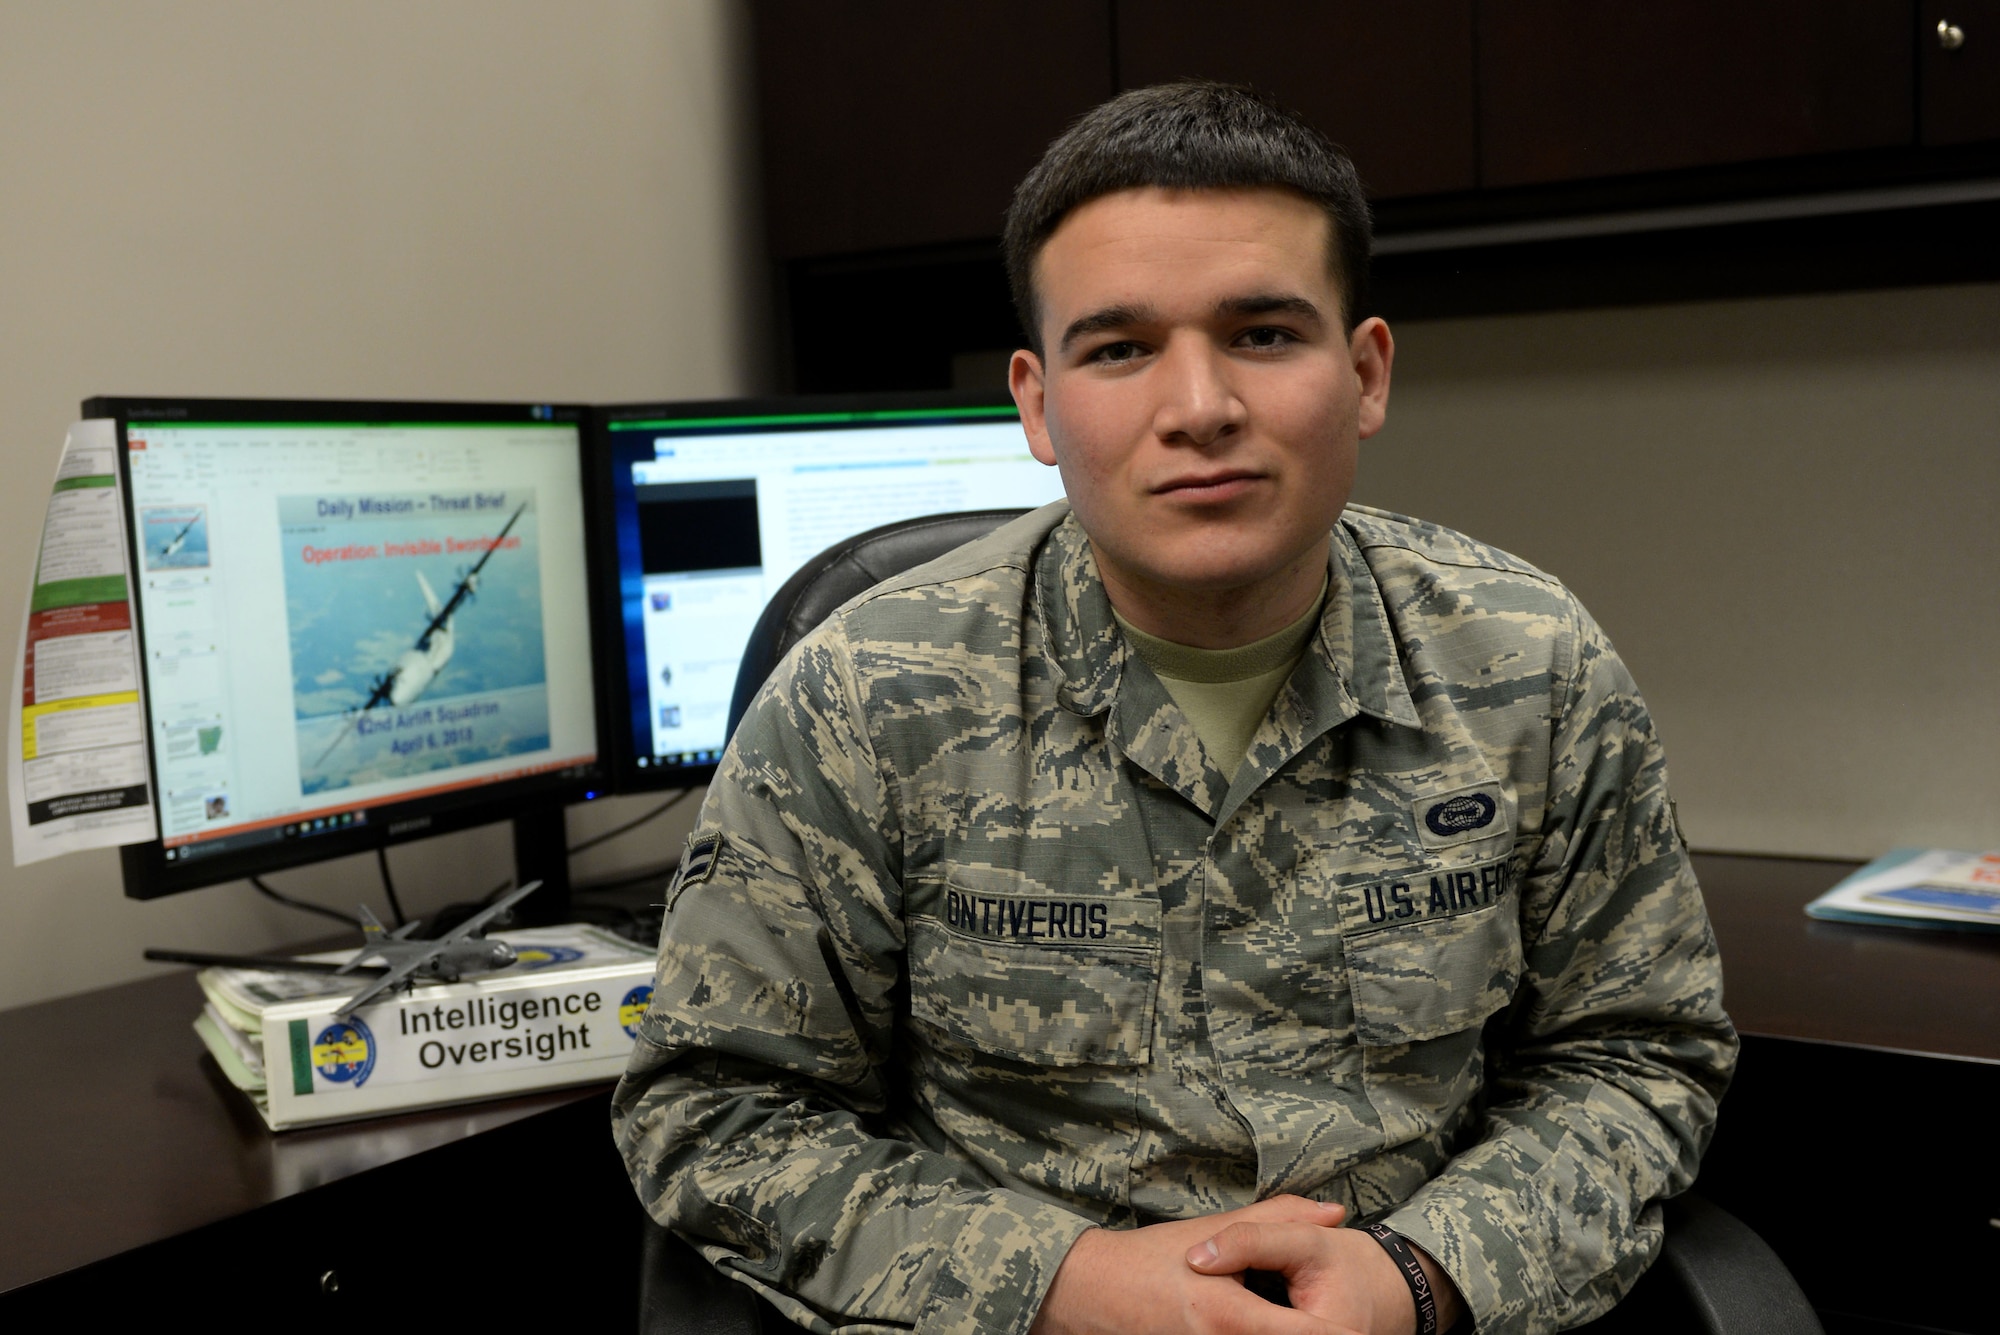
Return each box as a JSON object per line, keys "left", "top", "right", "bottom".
{"left": 666, "top": 831, "right": 724, "bottom": 910}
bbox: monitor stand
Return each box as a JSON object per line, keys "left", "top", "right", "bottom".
{"left": 510, "top": 805, "right": 573, "bottom": 926}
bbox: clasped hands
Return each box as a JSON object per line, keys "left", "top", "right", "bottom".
{"left": 1030, "top": 1195, "right": 1463, "bottom": 1335}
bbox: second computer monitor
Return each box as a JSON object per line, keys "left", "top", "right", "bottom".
{"left": 594, "top": 393, "right": 1067, "bottom": 791}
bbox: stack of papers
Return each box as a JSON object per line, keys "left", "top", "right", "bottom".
{"left": 192, "top": 922, "right": 657, "bottom": 1130}
{"left": 1804, "top": 848, "right": 2000, "bottom": 932}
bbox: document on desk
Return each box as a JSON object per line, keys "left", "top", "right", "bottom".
{"left": 1805, "top": 847, "right": 2000, "bottom": 931}
{"left": 7, "top": 420, "right": 158, "bottom": 866}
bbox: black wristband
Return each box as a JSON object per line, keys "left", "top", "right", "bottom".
{"left": 1362, "top": 1223, "right": 1439, "bottom": 1335}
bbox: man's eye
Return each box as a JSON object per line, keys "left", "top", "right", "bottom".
{"left": 1089, "top": 341, "right": 1144, "bottom": 364}
{"left": 1240, "top": 326, "right": 1296, "bottom": 350}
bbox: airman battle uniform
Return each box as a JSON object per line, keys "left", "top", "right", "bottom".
{"left": 613, "top": 501, "right": 1737, "bottom": 1335}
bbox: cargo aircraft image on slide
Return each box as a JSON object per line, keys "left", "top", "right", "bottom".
{"left": 314, "top": 501, "right": 528, "bottom": 766}
{"left": 157, "top": 514, "right": 201, "bottom": 560}
{"left": 141, "top": 506, "right": 210, "bottom": 571}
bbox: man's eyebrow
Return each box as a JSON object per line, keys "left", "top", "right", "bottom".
{"left": 1058, "top": 303, "right": 1158, "bottom": 353}
{"left": 1215, "top": 293, "right": 1326, "bottom": 325}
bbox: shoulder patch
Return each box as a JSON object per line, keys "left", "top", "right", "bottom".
{"left": 666, "top": 831, "right": 724, "bottom": 910}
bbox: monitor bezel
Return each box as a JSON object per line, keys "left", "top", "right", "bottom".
{"left": 86, "top": 395, "right": 608, "bottom": 901}
{"left": 590, "top": 388, "right": 1027, "bottom": 795}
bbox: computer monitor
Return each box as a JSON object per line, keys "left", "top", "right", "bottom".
{"left": 88, "top": 397, "right": 603, "bottom": 901}
{"left": 592, "top": 392, "right": 1067, "bottom": 791}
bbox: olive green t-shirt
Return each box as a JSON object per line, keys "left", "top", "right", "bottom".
{"left": 1113, "top": 583, "right": 1326, "bottom": 781}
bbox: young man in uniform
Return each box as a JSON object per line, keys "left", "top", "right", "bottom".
{"left": 615, "top": 83, "right": 1737, "bottom": 1335}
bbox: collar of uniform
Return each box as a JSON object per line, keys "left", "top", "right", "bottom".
{"left": 1035, "top": 511, "right": 1128, "bottom": 717}
{"left": 1032, "top": 516, "right": 1228, "bottom": 812}
{"left": 1317, "top": 519, "right": 1421, "bottom": 730}
{"left": 1034, "top": 509, "right": 1420, "bottom": 732}
{"left": 1213, "top": 526, "right": 1420, "bottom": 820}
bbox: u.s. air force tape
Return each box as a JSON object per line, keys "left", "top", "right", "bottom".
{"left": 665, "top": 831, "right": 723, "bottom": 910}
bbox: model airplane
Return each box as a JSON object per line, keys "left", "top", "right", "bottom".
{"left": 315, "top": 500, "right": 528, "bottom": 766}
{"left": 145, "top": 879, "right": 543, "bottom": 1018}
{"left": 157, "top": 515, "right": 201, "bottom": 559}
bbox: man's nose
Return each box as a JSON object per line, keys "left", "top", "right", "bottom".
{"left": 1151, "top": 339, "right": 1246, "bottom": 446}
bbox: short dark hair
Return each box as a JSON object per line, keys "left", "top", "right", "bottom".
{"left": 1003, "top": 81, "right": 1372, "bottom": 353}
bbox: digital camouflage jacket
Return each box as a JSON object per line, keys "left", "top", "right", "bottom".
{"left": 613, "top": 502, "right": 1737, "bottom": 1335}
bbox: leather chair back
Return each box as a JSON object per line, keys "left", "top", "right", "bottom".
{"left": 724, "top": 509, "right": 1028, "bottom": 740}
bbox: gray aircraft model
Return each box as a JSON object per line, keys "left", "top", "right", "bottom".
{"left": 329, "top": 878, "right": 541, "bottom": 1017}
{"left": 145, "top": 879, "right": 543, "bottom": 1018}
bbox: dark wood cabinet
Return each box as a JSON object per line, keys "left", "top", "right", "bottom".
{"left": 1477, "top": 1, "right": 1915, "bottom": 187}
{"left": 754, "top": 4, "right": 2000, "bottom": 389}
{"left": 1112, "top": 1, "right": 1477, "bottom": 200}
{"left": 751, "top": 1, "right": 1114, "bottom": 259}
{"left": 1922, "top": 1, "right": 2000, "bottom": 144}
{"left": 753, "top": 2, "right": 1996, "bottom": 261}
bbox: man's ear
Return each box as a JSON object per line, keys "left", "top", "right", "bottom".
{"left": 1010, "top": 349, "right": 1058, "bottom": 466}
{"left": 1350, "top": 317, "right": 1395, "bottom": 441}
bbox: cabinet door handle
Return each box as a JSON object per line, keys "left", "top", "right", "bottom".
{"left": 1937, "top": 19, "right": 1966, "bottom": 49}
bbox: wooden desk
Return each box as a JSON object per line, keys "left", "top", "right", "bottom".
{"left": 1691, "top": 852, "right": 1999, "bottom": 1335}
{"left": 0, "top": 969, "right": 643, "bottom": 1325}
{"left": 1695, "top": 852, "right": 2000, "bottom": 1061}
{"left": 3, "top": 856, "right": 1991, "bottom": 1330}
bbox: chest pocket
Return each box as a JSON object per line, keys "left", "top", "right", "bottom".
{"left": 907, "top": 877, "right": 1161, "bottom": 1067}
{"left": 1340, "top": 857, "right": 1523, "bottom": 1046}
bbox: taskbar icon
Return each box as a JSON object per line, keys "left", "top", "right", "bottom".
{"left": 639, "top": 749, "right": 723, "bottom": 769}
{"left": 282, "top": 809, "right": 368, "bottom": 839}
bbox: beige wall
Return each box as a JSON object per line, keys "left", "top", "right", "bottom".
{"left": 0, "top": 2, "right": 755, "bottom": 1010}
{"left": 1356, "top": 283, "right": 2000, "bottom": 859}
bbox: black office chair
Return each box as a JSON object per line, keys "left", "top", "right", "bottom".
{"left": 723, "top": 508, "right": 1031, "bottom": 741}
{"left": 640, "top": 510, "right": 1825, "bottom": 1335}
{"left": 1572, "top": 1194, "right": 1822, "bottom": 1334}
